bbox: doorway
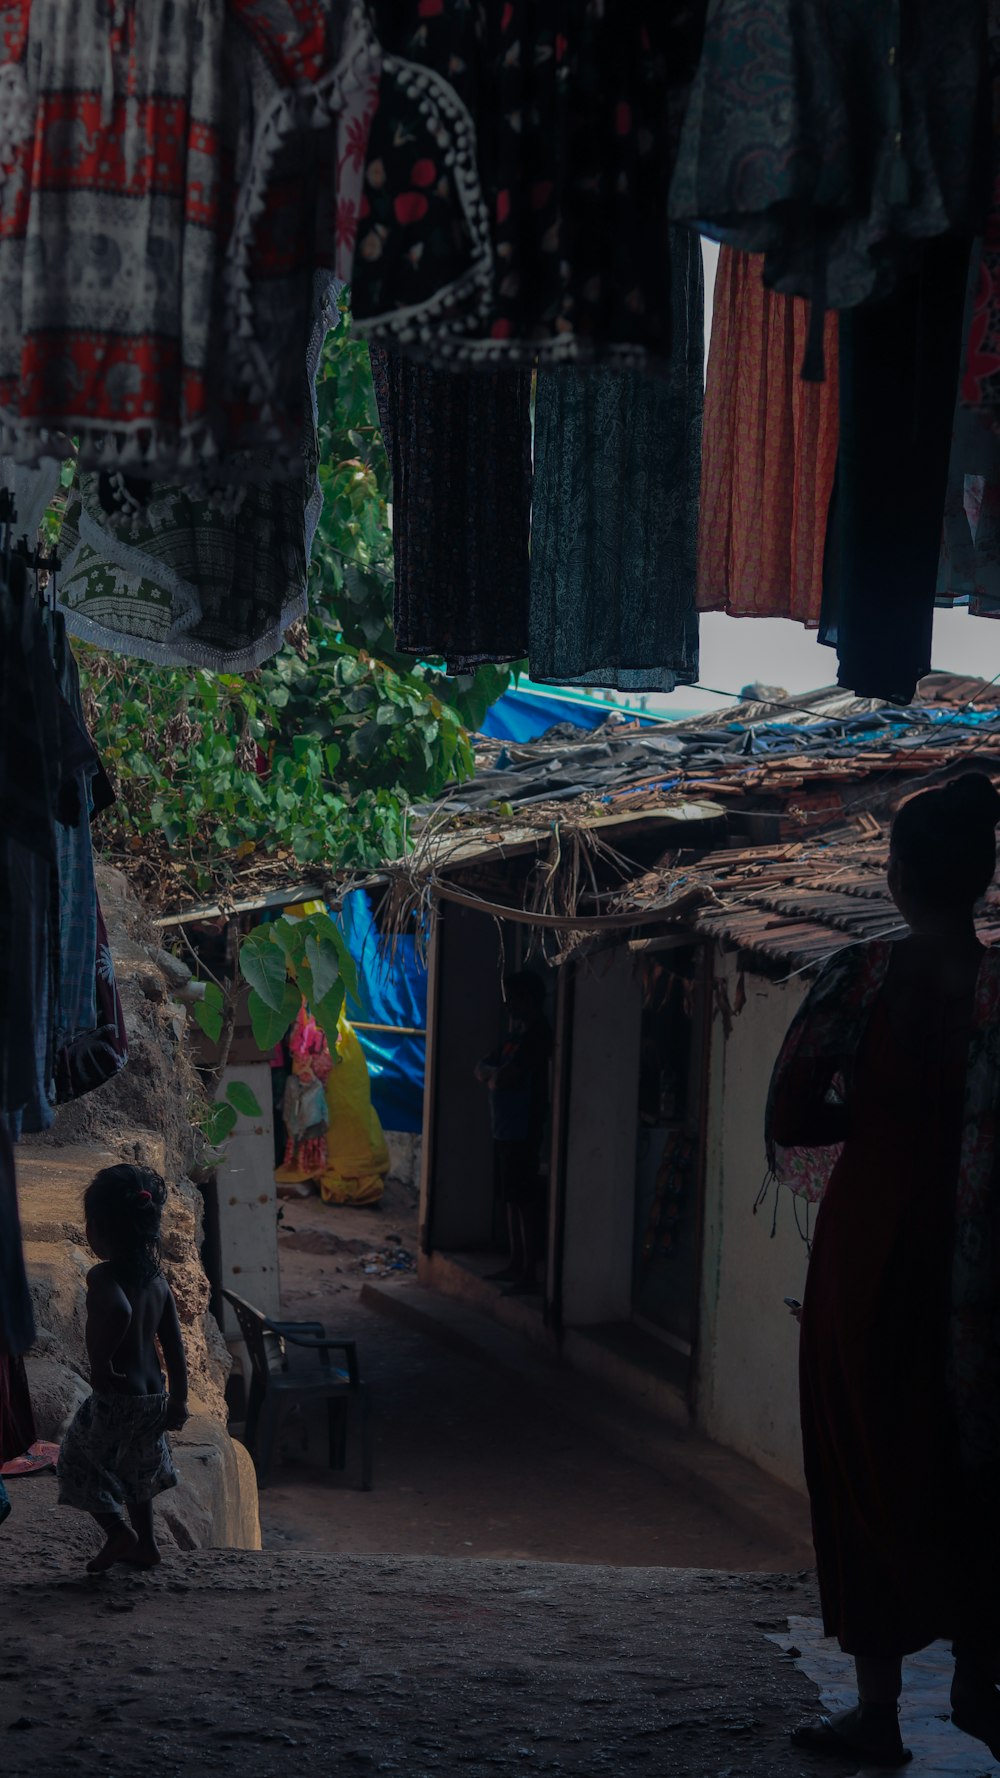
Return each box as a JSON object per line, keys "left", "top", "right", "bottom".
{"left": 632, "top": 945, "right": 706, "bottom": 1354}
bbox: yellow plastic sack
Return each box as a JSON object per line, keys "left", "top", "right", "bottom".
{"left": 319, "top": 1015, "right": 390, "bottom": 1206}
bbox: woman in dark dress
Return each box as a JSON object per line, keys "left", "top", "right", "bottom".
{"left": 767, "top": 773, "right": 1000, "bottom": 1768}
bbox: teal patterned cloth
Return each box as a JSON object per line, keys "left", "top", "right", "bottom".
{"left": 669, "top": 0, "right": 989, "bottom": 312}
{"left": 528, "top": 229, "right": 703, "bottom": 692}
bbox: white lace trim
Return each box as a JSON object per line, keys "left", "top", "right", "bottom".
{"left": 60, "top": 588, "right": 309, "bottom": 674}
{"left": 348, "top": 47, "right": 495, "bottom": 349}
{"left": 62, "top": 504, "right": 310, "bottom": 671}
{"left": 224, "top": 1, "right": 380, "bottom": 410}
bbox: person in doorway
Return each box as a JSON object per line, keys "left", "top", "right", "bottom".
{"left": 767, "top": 773, "right": 1000, "bottom": 1769}
{"left": 475, "top": 971, "right": 551, "bottom": 1293}
{"left": 57, "top": 1165, "right": 189, "bottom": 1573}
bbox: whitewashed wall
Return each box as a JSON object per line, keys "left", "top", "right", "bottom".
{"left": 695, "top": 952, "right": 811, "bottom": 1492}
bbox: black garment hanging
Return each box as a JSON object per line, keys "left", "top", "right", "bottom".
{"left": 370, "top": 346, "right": 532, "bottom": 670}
{"left": 820, "top": 235, "right": 972, "bottom": 705}
{"left": 528, "top": 228, "right": 704, "bottom": 691}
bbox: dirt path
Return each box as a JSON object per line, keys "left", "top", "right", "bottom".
{"left": 258, "top": 1192, "right": 804, "bottom": 1571}
{"left": 1, "top": 1508, "right": 839, "bottom": 1778}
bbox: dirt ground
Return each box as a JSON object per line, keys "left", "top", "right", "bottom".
{"left": 255, "top": 1186, "right": 804, "bottom": 1572}
{"left": 0, "top": 1501, "right": 841, "bottom": 1778}
{"left": 0, "top": 1177, "right": 838, "bottom": 1778}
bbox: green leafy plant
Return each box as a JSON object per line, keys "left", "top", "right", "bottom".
{"left": 73, "top": 294, "right": 513, "bottom": 896}
{"left": 239, "top": 911, "right": 357, "bottom": 1052}
{"left": 196, "top": 1078, "right": 263, "bottom": 1151}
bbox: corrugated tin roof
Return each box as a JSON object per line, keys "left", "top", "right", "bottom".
{"left": 617, "top": 826, "right": 1000, "bottom": 971}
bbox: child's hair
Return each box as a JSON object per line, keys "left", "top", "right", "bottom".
{"left": 84, "top": 1165, "right": 168, "bottom": 1288}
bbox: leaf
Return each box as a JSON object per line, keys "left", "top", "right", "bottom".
{"left": 225, "top": 1080, "right": 263, "bottom": 1118}
{"left": 310, "top": 978, "right": 346, "bottom": 1050}
{"left": 239, "top": 928, "right": 288, "bottom": 1012}
{"left": 202, "top": 1101, "right": 238, "bottom": 1147}
{"left": 193, "top": 997, "right": 224, "bottom": 1043}
{"left": 247, "top": 981, "right": 301, "bottom": 1052}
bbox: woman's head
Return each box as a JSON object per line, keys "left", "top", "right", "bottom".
{"left": 888, "top": 772, "right": 1000, "bottom": 925}
{"left": 84, "top": 1165, "right": 167, "bottom": 1287}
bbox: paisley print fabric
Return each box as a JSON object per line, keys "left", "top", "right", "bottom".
{"left": 0, "top": 0, "right": 378, "bottom": 480}
{"left": 698, "top": 248, "right": 838, "bottom": 626}
{"left": 369, "top": 344, "right": 532, "bottom": 671}
{"left": 670, "top": 0, "right": 990, "bottom": 313}
{"left": 528, "top": 230, "right": 702, "bottom": 691}
{"left": 352, "top": 1, "right": 707, "bottom": 368}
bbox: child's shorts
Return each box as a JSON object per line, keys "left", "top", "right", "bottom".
{"left": 57, "top": 1390, "right": 178, "bottom": 1515}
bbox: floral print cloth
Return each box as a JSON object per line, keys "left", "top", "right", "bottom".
{"left": 352, "top": 1, "right": 706, "bottom": 368}
{"left": 767, "top": 938, "right": 1000, "bottom": 1468}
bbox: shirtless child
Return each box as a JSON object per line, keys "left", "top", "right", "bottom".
{"left": 57, "top": 1165, "right": 189, "bottom": 1573}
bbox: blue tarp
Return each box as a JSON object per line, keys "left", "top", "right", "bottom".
{"left": 337, "top": 888, "right": 426, "bottom": 1135}
{"left": 479, "top": 683, "right": 661, "bottom": 743}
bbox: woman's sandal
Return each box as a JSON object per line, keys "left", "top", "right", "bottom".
{"left": 791, "top": 1711, "right": 913, "bottom": 1767}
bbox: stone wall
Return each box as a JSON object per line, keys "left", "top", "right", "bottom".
{"left": 17, "top": 866, "right": 261, "bottom": 1552}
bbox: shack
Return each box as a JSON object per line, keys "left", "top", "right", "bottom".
{"left": 392, "top": 678, "right": 1000, "bottom": 1493}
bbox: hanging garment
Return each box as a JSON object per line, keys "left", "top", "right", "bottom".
{"left": 0, "top": 456, "right": 63, "bottom": 548}
{"left": 0, "top": 1116, "right": 35, "bottom": 1359}
{"left": 938, "top": 239, "right": 1000, "bottom": 618}
{"left": 54, "top": 897, "right": 129, "bottom": 1105}
{"left": 51, "top": 621, "right": 99, "bottom": 1049}
{"left": 318, "top": 1016, "right": 388, "bottom": 1208}
{"left": 820, "top": 236, "right": 971, "bottom": 705}
{"left": 958, "top": 7, "right": 1000, "bottom": 439}
{"left": 352, "top": 2, "right": 707, "bottom": 368}
{"left": 528, "top": 230, "right": 702, "bottom": 692}
{"left": 370, "top": 346, "right": 532, "bottom": 669}
{"left": 55, "top": 272, "right": 338, "bottom": 670}
{"left": 698, "top": 249, "right": 839, "bottom": 627}
{"left": 670, "top": 1, "right": 989, "bottom": 319}
{"left": 0, "top": 552, "right": 60, "bottom": 1129}
{"left": 0, "top": 1355, "right": 37, "bottom": 1465}
{"left": 275, "top": 1004, "right": 332, "bottom": 1185}
{"left": 0, "top": 2, "right": 378, "bottom": 482}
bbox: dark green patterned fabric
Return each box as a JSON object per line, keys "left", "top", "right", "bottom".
{"left": 528, "top": 230, "right": 703, "bottom": 693}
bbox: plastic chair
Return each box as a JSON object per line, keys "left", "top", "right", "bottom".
{"left": 223, "top": 1290, "right": 373, "bottom": 1490}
